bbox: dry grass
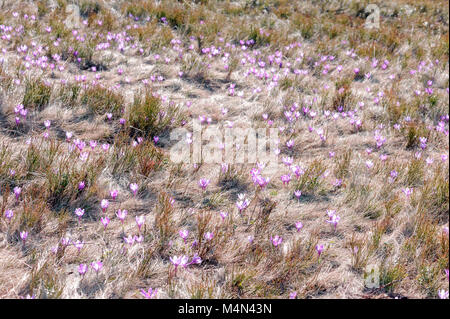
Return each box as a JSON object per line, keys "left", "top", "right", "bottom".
{"left": 0, "top": 0, "right": 448, "bottom": 299}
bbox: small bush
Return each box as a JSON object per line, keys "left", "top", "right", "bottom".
{"left": 80, "top": 0, "right": 102, "bottom": 18}
{"left": 128, "top": 90, "right": 182, "bottom": 138}
{"left": 416, "top": 165, "right": 449, "bottom": 223}
{"left": 334, "top": 148, "right": 352, "bottom": 180}
{"left": 56, "top": 83, "right": 81, "bottom": 108}
{"left": 109, "top": 134, "right": 165, "bottom": 178}
{"left": 81, "top": 86, "right": 124, "bottom": 117}
{"left": 22, "top": 79, "right": 52, "bottom": 111}
{"left": 403, "top": 122, "right": 429, "bottom": 149}
{"left": 294, "top": 160, "right": 327, "bottom": 195}
{"left": 332, "top": 78, "right": 354, "bottom": 111}
{"left": 154, "top": 192, "right": 176, "bottom": 247}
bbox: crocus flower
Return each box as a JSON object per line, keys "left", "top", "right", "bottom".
{"left": 91, "top": 261, "right": 103, "bottom": 273}
{"left": 61, "top": 237, "right": 71, "bottom": 247}
{"left": 101, "top": 216, "right": 110, "bottom": 230}
{"left": 110, "top": 189, "right": 118, "bottom": 200}
{"left": 100, "top": 199, "right": 109, "bottom": 213}
{"left": 221, "top": 163, "right": 229, "bottom": 173}
{"left": 141, "top": 288, "right": 158, "bottom": 299}
{"left": 189, "top": 254, "right": 202, "bottom": 266}
{"left": 271, "top": 235, "right": 283, "bottom": 247}
{"left": 438, "top": 290, "right": 449, "bottom": 299}
{"left": 316, "top": 244, "right": 324, "bottom": 257}
{"left": 289, "top": 292, "right": 297, "bottom": 299}
{"left": 78, "top": 264, "right": 88, "bottom": 276}
{"left": 295, "top": 221, "right": 303, "bottom": 232}
{"left": 390, "top": 170, "right": 398, "bottom": 179}
{"left": 124, "top": 235, "right": 135, "bottom": 246}
{"left": 204, "top": 232, "right": 214, "bottom": 241}
{"left": 13, "top": 187, "right": 21, "bottom": 200}
{"left": 134, "top": 235, "right": 144, "bottom": 243}
{"left": 333, "top": 179, "right": 342, "bottom": 187}
{"left": 253, "top": 174, "right": 270, "bottom": 189}
{"left": 170, "top": 255, "right": 189, "bottom": 273}
{"left": 327, "top": 210, "right": 336, "bottom": 218}
{"left": 78, "top": 181, "right": 86, "bottom": 190}
{"left": 4, "top": 209, "right": 13, "bottom": 221}
{"left": 74, "top": 240, "right": 84, "bottom": 253}
{"left": 327, "top": 214, "right": 341, "bottom": 230}
{"left": 443, "top": 227, "right": 449, "bottom": 235}
{"left": 286, "top": 140, "right": 294, "bottom": 149}
{"left": 282, "top": 156, "right": 293, "bottom": 166}
{"left": 281, "top": 174, "right": 291, "bottom": 186}
{"left": 236, "top": 195, "right": 250, "bottom": 213}
{"left": 198, "top": 178, "right": 210, "bottom": 191}
{"left": 130, "top": 183, "right": 138, "bottom": 196}
{"left": 135, "top": 215, "right": 145, "bottom": 231}
{"left": 20, "top": 231, "right": 28, "bottom": 242}
{"left": 220, "top": 211, "right": 228, "bottom": 221}
{"left": 402, "top": 187, "right": 413, "bottom": 198}
{"left": 292, "top": 165, "right": 305, "bottom": 178}
{"left": 74, "top": 208, "right": 85, "bottom": 221}
{"left": 179, "top": 229, "right": 189, "bottom": 243}
{"left": 116, "top": 209, "right": 128, "bottom": 223}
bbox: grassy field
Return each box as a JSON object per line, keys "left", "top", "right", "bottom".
{"left": 0, "top": 0, "right": 448, "bottom": 299}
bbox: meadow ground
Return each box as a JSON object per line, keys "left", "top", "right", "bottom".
{"left": 0, "top": 0, "right": 448, "bottom": 299}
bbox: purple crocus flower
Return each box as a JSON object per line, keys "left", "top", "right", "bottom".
{"left": 198, "top": 178, "right": 210, "bottom": 191}
{"left": 78, "top": 264, "right": 88, "bottom": 276}
{"left": 91, "top": 261, "right": 103, "bottom": 273}
{"left": 20, "top": 231, "right": 28, "bottom": 242}
{"left": 101, "top": 216, "right": 110, "bottom": 230}
{"left": 141, "top": 288, "right": 158, "bottom": 299}
{"left": 135, "top": 215, "right": 145, "bottom": 231}
{"left": 110, "top": 189, "right": 118, "bottom": 200}
{"left": 100, "top": 199, "right": 109, "bottom": 213}
{"left": 271, "top": 235, "right": 283, "bottom": 247}
{"left": 179, "top": 229, "right": 189, "bottom": 243}
{"left": 4, "top": 209, "right": 13, "bottom": 221}
{"left": 116, "top": 209, "right": 128, "bottom": 223}
{"left": 316, "top": 244, "right": 324, "bottom": 257}
{"left": 74, "top": 208, "right": 85, "bottom": 221}
{"left": 130, "top": 183, "right": 139, "bottom": 196}
{"left": 13, "top": 187, "right": 21, "bottom": 200}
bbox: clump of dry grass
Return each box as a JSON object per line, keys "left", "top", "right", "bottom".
{"left": 22, "top": 78, "right": 52, "bottom": 111}
{"left": 127, "top": 90, "right": 182, "bottom": 138}
{"left": 0, "top": 0, "right": 448, "bottom": 300}
{"left": 81, "top": 86, "right": 124, "bottom": 118}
